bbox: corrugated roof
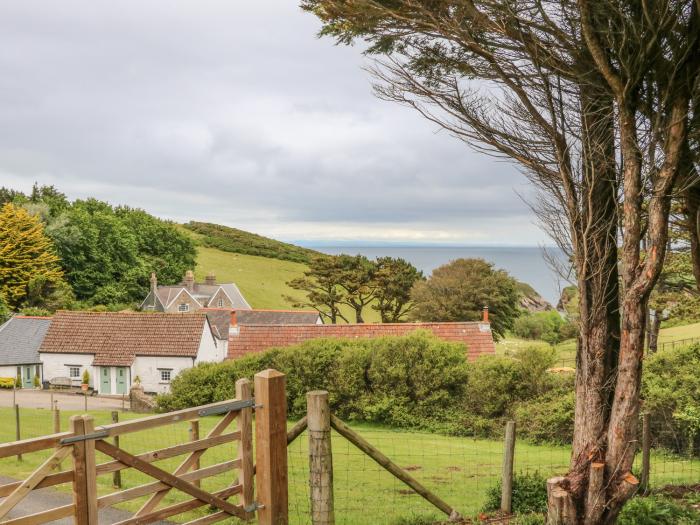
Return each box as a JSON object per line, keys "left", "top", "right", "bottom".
{"left": 40, "top": 311, "right": 210, "bottom": 366}
{"left": 228, "top": 322, "right": 495, "bottom": 361}
{"left": 0, "top": 316, "right": 51, "bottom": 365}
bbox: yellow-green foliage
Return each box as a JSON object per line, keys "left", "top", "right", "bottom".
{"left": 0, "top": 203, "right": 64, "bottom": 307}
{"left": 0, "top": 377, "right": 15, "bottom": 389}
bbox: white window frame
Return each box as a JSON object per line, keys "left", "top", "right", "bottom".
{"left": 159, "top": 369, "right": 172, "bottom": 383}
{"left": 217, "top": 297, "right": 224, "bottom": 307}
{"left": 68, "top": 366, "right": 81, "bottom": 379}
{"left": 178, "top": 303, "right": 189, "bottom": 312}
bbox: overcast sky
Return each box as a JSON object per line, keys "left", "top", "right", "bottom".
{"left": 0, "top": 0, "right": 546, "bottom": 245}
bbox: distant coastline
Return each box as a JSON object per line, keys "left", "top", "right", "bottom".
{"left": 301, "top": 244, "right": 571, "bottom": 306}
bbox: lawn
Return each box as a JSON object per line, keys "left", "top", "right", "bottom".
{"left": 1, "top": 407, "right": 698, "bottom": 525}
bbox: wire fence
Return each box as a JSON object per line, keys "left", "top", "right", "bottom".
{"left": 1, "top": 404, "right": 698, "bottom": 525}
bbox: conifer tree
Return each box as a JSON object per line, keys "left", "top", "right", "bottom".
{"left": 0, "top": 203, "right": 64, "bottom": 308}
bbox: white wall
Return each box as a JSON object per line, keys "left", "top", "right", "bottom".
{"left": 40, "top": 353, "right": 94, "bottom": 388}
{"left": 0, "top": 365, "right": 17, "bottom": 379}
{"left": 132, "top": 355, "right": 195, "bottom": 395}
{"left": 196, "top": 323, "right": 225, "bottom": 364}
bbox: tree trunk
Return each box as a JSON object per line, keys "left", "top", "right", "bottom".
{"left": 686, "top": 185, "right": 700, "bottom": 291}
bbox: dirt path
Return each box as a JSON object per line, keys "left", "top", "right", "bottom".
{"left": 0, "top": 476, "right": 171, "bottom": 524}
{"left": 0, "top": 389, "right": 130, "bottom": 411}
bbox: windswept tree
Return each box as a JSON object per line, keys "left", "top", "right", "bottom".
{"left": 373, "top": 256, "right": 423, "bottom": 322}
{"left": 336, "top": 254, "right": 378, "bottom": 323}
{"left": 302, "top": 0, "right": 699, "bottom": 522}
{"left": 0, "top": 203, "right": 65, "bottom": 308}
{"left": 286, "top": 255, "right": 349, "bottom": 323}
{"left": 410, "top": 258, "right": 519, "bottom": 339}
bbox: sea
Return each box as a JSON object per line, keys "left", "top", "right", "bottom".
{"left": 304, "top": 245, "right": 571, "bottom": 306}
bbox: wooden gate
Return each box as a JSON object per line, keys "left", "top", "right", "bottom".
{"left": 0, "top": 369, "right": 288, "bottom": 525}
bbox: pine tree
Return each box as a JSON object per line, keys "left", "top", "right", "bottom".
{"left": 0, "top": 203, "right": 64, "bottom": 308}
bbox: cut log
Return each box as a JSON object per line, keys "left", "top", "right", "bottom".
{"left": 546, "top": 477, "right": 576, "bottom": 525}
{"left": 583, "top": 462, "right": 606, "bottom": 525}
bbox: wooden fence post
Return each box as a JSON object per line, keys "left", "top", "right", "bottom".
{"left": 54, "top": 404, "right": 61, "bottom": 469}
{"left": 640, "top": 413, "right": 651, "bottom": 494}
{"left": 237, "top": 378, "right": 254, "bottom": 517}
{"left": 112, "top": 411, "right": 122, "bottom": 489}
{"left": 189, "top": 420, "right": 201, "bottom": 488}
{"left": 70, "top": 415, "right": 98, "bottom": 525}
{"left": 14, "top": 405, "right": 21, "bottom": 462}
{"left": 255, "top": 369, "right": 288, "bottom": 525}
{"left": 307, "top": 391, "right": 334, "bottom": 525}
{"left": 501, "top": 421, "right": 516, "bottom": 513}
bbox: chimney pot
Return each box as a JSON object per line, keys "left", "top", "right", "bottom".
{"left": 230, "top": 310, "right": 238, "bottom": 326}
{"left": 482, "top": 306, "right": 489, "bottom": 323}
{"left": 184, "top": 270, "right": 195, "bottom": 292}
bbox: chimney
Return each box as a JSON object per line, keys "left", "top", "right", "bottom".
{"left": 230, "top": 310, "right": 240, "bottom": 336}
{"left": 184, "top": 270, "right": 195, "bottom": 292}
{"left": 150, "top": 272, "right": 157, "bottom": 292}
{"left": 482, "top": 306, "right": 489, "bottom": 323}
{"left": 205, "top": 272, "right": 216, "bottom": 286}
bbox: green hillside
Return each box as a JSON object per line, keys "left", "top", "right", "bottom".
{"left": 195, "top": 246, "right": 381, "bottom": 321}
{"left": 195, "top": 246, "right": 308, "bottom": 309}
{"left": 184, "top": 221, "right": 321, "bottom": 263}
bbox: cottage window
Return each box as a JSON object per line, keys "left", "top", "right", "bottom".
{"left": 69, "top": 367, "right": 81, "bottom": 378}
{"left": 217, "top": 297, "right": 224, "bottom": 307}
{"left": 159, "top": 369, "right": 172, "bottom": 382}
{"left": 178, "top": 303, "right": 189, "bottom": 312}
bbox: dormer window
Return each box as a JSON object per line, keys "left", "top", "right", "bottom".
{"left": 217, "top": 297, "right": 224, "bottom": 307}
{"left": 178, "top": 303, "right": 189, "bottom": 312}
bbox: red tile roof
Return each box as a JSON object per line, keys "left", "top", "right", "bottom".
{"left": 228, "top": 322, "right": 495, "bottom": 361}
{"left": 40, "top": 311, "right": 210, "bottom": 366}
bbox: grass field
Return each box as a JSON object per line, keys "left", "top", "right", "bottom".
{"left": 195, "top": 246, "right": 382, "bottom": 322}
{"left": 1, "top": 407, "right": 698, "bottom": 524}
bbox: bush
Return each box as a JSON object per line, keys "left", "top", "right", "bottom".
{"left": 0, "top": 377, "right": 15, "bottom": 389}
{"left": 483, "top": 471, "right": 548, "bottom": 514}
{"left": 643, "top": 344, "right": 700, "bottom": 454}
{"left": 515, "top": 375, "right": 575, "bottom": 445}
{"left": 617, "top": 495, "right": 700, "bottom": 525}
{"left": 512, "top": 311, "right": 577, "bottom": 345}
{"left": 159, "top": 331, "right": 469, "bottom": 432}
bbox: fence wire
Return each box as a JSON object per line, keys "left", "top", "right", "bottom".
{"left": 1, "top": 404, "right": 698, "bottom": 525}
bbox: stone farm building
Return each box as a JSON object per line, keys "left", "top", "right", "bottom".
{"left": 140, "top": 270, "right": 251, "bottom": 313}
{"left": 39, "top": 311, "right": 224, "bottom": 395}
{"left": 0, "top": 315, "right": 51, "bottom": 388}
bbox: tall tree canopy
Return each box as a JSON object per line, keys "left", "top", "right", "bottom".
{"left": 410, "top": 258, "right": 519, "bottom": 339}
{"left": 0, "top": 203, "right": 65, "bottom": 308}
{"left": 302, "top": 0, "right": 699, "bottom": 521}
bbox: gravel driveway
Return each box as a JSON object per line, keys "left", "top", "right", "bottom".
{"left": 0, "top": 389, "right": 130, "bottom": 411}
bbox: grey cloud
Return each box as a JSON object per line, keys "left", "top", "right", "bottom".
{"left": 0, "top": 0, "right": 544, "bottom": 243}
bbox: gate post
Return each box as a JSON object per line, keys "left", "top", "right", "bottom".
{"left": 307, "top": 390, "right": 334, "bottom": 525}
{"left": 255, "top": 370, "right": 288, "bottom": 525}
{"left": 70, "top": 415, "right": 98, "bottom": 525}
{"left": 237, "top": 378, "right": 254, "bottom": 517}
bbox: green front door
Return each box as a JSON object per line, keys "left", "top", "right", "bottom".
{"left": 100, "top": 367, "right": 111, "bottom": 394}
{"left": 116, "top": 367, "right": 127, "bottom": 395}
{"left": 22, "top": 366, "right": 33, "bottom": 388}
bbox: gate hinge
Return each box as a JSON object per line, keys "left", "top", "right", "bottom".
{"left": 197, "top": 398, "right": 255, "bottom": 417}
{"left": 60, "top": 430, "right": 109, "bottom": 444}
{"left": 244, "top": 502, "right": 264, "bottom": 513}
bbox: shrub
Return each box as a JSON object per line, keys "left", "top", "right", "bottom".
{"left": 512, "top": 311, "right": 577, "bottom": 345}
{"left": 515, "top": 375, "right": 575, "bottom": 445}
{"left": 0, "top": 377, "right": 15, "bottom": 389}
{"left": 81, "top": 369, "right": 90, "bottom": 385}
{"left": 513, "top": 514, "right": 545, "bottom": 525}
{"left": 158, "top": 331, "right": 469, "bottom": 432}
{"left": 33, "top": 374, "right": 40, "bottom": 388}
{"left": 483, "top": 471, "right": 548, "bottom": 514}
{"left": 617, "top": 495, "right": 699, "bottom": 525}
{"left": 642, "top": 344, "right": 700, "bottom": 454}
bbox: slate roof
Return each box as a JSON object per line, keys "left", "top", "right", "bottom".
{"left": 203, "top": 308, "right": 322, "bottom": 339}
{"left": 228, "top": 322, "right": 495, "bottom": 361}
{"left": 154, "top": 283, "right": 251, "bottom": 310}
{"left": 0, "top": 316, "right": 51, "bottom": 365}
{"left": 40, "top": 311, "right": 211, "bottom": 366}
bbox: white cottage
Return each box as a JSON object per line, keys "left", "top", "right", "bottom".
{"left": 39, "top": 311, "right": 222, "bottom": 395}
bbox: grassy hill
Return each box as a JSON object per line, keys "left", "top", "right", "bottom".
{"left": 184, "top": 221, "right": 321, "bottom": 263}
{"left": 194, "top": 245, "right": 381, "bottom": 321}
{"left": 195, "top": 246, "right": 308, "bottom": 309}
